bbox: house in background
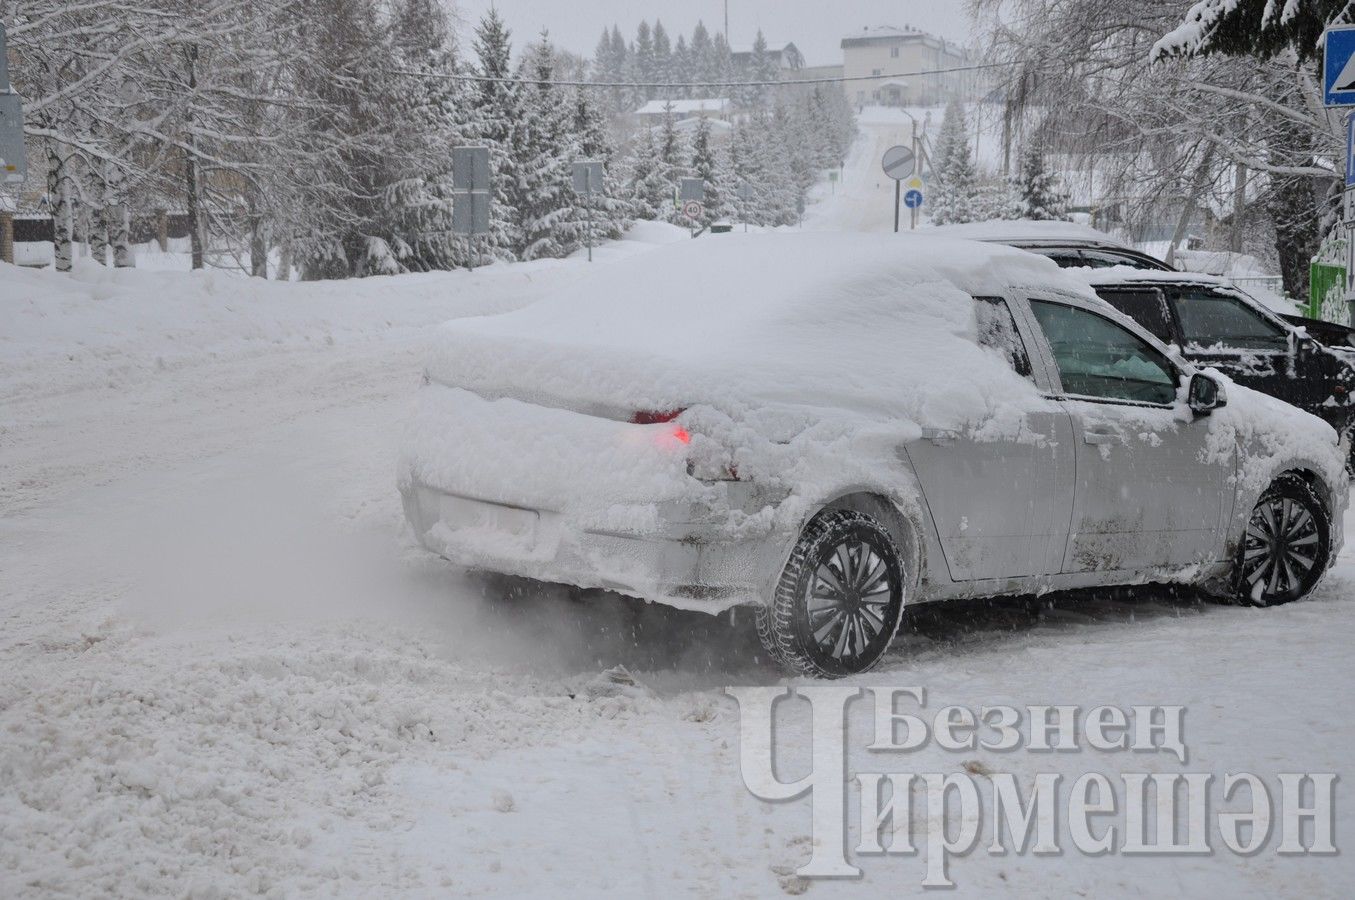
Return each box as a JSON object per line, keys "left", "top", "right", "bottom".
{"left": 729, "top": 40, "right": 805, "bottom": 72}
{"left": 841, "top": 25, "right": 969, "bottom": 107}
{"left": 634, "top": 98, "right": 732, "bottom": 121}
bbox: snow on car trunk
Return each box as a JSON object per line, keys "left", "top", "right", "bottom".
{"left": 403, "top": 233, "right": 1072, "bottom": 528}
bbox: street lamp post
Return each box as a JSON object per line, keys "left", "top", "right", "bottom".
{"left": 894, "top": 108, "right": 922, "bottom": 230}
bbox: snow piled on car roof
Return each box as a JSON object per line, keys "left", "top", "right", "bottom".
{"left": 1073, "top": 265, "right": 1229, "bottom": 286}
{"left": 422, "top": 232, "right": 1079, "bottom": 422}
{"left": 923, "top": 219, "right": 1123, "bottom": 244}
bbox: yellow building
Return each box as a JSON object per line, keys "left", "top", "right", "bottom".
{"left": 841, "top": 25, "right": 969, "bottom": 108}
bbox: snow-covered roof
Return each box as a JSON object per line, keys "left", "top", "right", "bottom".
{"left": 646, "top": 117, "right": 733, "bottom": 138}
{"left": 1074, "top": 266, "right": 1229, "bottom": 287}
{"left": 841, "top": 25, "right": 961, "bottom": 49}
{"left": 847, "top": 25, "right": 917, "bottom": 40}
{"left": 729, "top": 41, "right": 794, "bottom": 56}
{"left": 923, "top": 219, "right": 1125, "bottom": 245}
{"left": 422, "top": 232, "right": 1088, "bottom": 425}
{"left": 635, "top": 98, "right": 730, "bottom": 116}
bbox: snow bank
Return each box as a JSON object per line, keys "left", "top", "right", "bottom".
{"left": 0, "top": 236, "right": 660, "bottom": 397}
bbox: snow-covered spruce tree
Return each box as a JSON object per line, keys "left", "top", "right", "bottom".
{"left": 572, "top": 88, "right": 631, "bottom": 240}
{"left": 690, "top": 22, "right": 714, "bottom": 89}
{"left": 929, "top": 100, "right": 982, "bottom": 225}
{"left": 1014, "top": 142, "right": 1070, "bottom": 221}
{"left": 657, "top": 106, "right": 689, "bottom": 223}
{"left": 740, "top": 109, "right": 798, "bottom": 226}
{"left": 379, "top": 0, "right": 467, "bottom": 272}
{"left": 593, "top": 26, "right": 629, "bottom": 117}
{"left": 633, "top": 21, "right": 656, "bottom": 103}
{"left": 720, "top": 123, "right": 753, "bottom": 225}
{"left": 512, "top": 34, "right": 584, "bottom": 260}
{"left": 468, "top": 8, "right": 522, "bottom": 261}
{"left": 683, "top": 115, "right": 722, "bottom": 228}
{"left": 625, "top": 125, "right": 672, "bottom": 220}
{"left": 288, "top": 0, "right": 414, "bottom": 278}
{"left": 671, "top": 35, "right": 693, "bottom": 100}
{"left": 652, "top": 22, "right": 673, "bottom": 91}
{"left": 711, "top": 32, "right": 734, "bottom": 93}
{"left": 747, "top": 30, "right": 780, "bottom": 109}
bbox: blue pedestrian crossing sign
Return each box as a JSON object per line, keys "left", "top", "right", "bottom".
{"left": 1324, "top": 26, "right": 1355, "bottom": 107}
{"left": 903, "top": 189, "right": 924, "bottom": 209}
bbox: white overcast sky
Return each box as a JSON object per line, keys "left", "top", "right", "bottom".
{"left": 452, "top": 1, "right": 976, "bottom": 67}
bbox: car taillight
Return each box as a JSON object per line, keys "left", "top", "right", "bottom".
{"left": 632, "top": 408, "right": 691, "bottom": 446}
{"left": 631, "top": 409, "right": 686, "bottom": 425}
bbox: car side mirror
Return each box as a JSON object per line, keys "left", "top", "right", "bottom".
{"left": 1188, "top": 372, "right": 1226, "bottom": 415}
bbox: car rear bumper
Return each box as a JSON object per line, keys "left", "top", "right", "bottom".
{"left": 401, "top": 482, "right": 771, "bottom": 613}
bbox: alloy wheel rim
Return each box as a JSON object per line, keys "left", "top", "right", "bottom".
{"left": 805, "top": 538, "right": 894, "bottom": 662}
{"left": 1242, "top": 496, "right": 1320, "bottom": 601}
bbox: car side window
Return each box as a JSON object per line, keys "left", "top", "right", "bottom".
{"left": 1077, "top": 248, "right": 1162, "bottom": 270}
{"left": 1169, "top": 288, "right": 1289, "bottom": 352}
{"left": 1029, "top": 299, "right": 1178, "bottom": 405}
{"left": 1095, "top": 288, "right": 1175, "bottom": 343}
{"left": 972, "top": 296, "right": 1033, "bottom": 379}
{"left": 1033, "top": 249, "right": 1085, "bottom": 269}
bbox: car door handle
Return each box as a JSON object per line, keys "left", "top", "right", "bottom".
{"left": 1083, "top": 430, "right": 1121, "bottom": 446}
{"left": 921, "top": 427, "right": 959, "bottom": 444}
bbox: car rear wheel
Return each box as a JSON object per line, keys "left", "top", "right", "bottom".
{"left": 756, "top": 509, "right": 906, "bottom": 677}
{"left": 1234, "top": 476, "right": 1331, "bottom": 606}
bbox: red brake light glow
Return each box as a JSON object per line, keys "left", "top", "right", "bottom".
{"left": 672, "top": 427, "right": 691, "bottom": 444}
{"left": 631, "top": 409, "right": 686, "bottom": 425}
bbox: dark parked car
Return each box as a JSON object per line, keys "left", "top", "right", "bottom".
{"left": 927, "top": 220, "right": 1174, "bottom": 271}
{"left": 1082, "top": 271, "right": 1355, "bottom": 460}
{"left": 1280, "top": 313, "right": 1355, "bottom": 352}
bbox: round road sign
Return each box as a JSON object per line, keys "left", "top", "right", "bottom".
{"left": 882, "top": 145, "right": 916, "bottom": 181}
{"left": 683, "top": 200, "right": 704, "bottom": 219}
{"left": 904, "top": 189, "right": 924, "bottom": 209}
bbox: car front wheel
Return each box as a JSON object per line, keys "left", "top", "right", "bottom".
{"left": 756, "top": 509, "right": 906, "bottom": 677}
{"left": 1235, "top": 475, "right": 1331, "bottom": 606}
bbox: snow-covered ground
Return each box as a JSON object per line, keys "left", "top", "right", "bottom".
{"left": 3, "top": 142, "right": 1354, "bottom": 896}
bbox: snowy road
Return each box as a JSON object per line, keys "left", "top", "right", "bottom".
{"left": 3, "top": 199, "right": 1354, "bottom": 895}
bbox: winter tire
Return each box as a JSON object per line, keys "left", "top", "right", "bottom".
{"left": 1234, "top": 475, "right": 1331, "bottom": 607}
{"left": 756, "top": 509, "right": 906, "bottom": 677}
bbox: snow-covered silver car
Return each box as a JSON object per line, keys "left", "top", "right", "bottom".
{"left": 400, "top": 234, "right": 1346, "bottom": 677}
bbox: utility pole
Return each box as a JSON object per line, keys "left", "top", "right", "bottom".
{"left": 724, "top": 1, "right": 729, "bottom": 44}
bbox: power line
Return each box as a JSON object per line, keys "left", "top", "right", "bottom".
{"left": 385, "top": 59, "right": 1018, "bottom": 90}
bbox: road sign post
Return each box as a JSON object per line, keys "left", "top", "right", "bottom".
{"left": 452, "top": 146, "right": 491, "bottom": 270}
{"left": 736, "top": 182, "right": 753, "bottom": 232}
{"left": 679, "top": 177, "right": 706, "bottom": 237}
{"left": 572, "top": 160, "right": 604, "bottom": 262}
{"left": 906, "top": 177, "right": 924, "bottom": 230}
{"left": 881, "top": 145, "right": 916, "bottom": 233}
